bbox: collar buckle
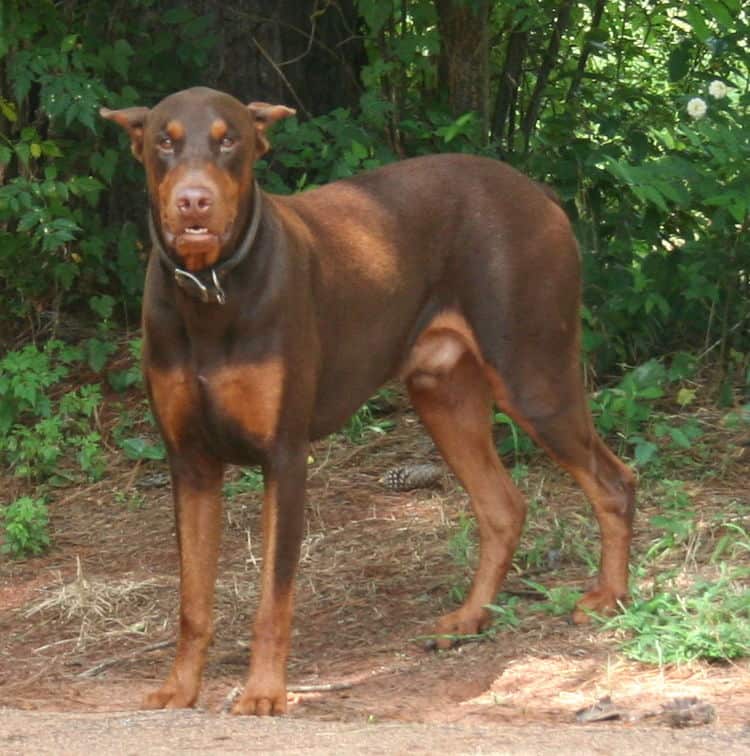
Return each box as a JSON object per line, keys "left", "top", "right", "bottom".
{"left": 174, "top": 268, "right": 226, "bottom": 305}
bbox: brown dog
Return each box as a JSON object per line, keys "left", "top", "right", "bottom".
{"left": 101, "top": 87, "right": 635, "bottom": 716}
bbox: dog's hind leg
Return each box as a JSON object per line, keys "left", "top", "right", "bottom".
{"left": 487, "top": 363, "right": 636, "bottom": 623}
{"left": 405, "top": 332, "right": 527, "bottom": 649}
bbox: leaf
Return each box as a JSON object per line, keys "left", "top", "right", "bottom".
{"left": 667, "top": 43, "right": 692, "bottom": 82}
{"left": 634, "top": 440, "right": 658, "bottom": 467}
{"left": 60, "top": 34, "right": 78, "bottom": 52}
{"left": 84, "top": 337, "right": 115, "bottom": 372}
{"left": 684, "top": 6, "right": 712, "bottom": 41}
{"left": 0, "top": 98, "right": 17, "bottom": 122}
{"left": 676, "top": 388, "right": 697, "bottom": 407}
{"left": 120, "top": 437, "right": 166, "bottom": 461}
{"left": 668, "top": 427, "right": 693, "bottom": 449}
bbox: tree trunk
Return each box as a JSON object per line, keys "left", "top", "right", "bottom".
{"left": 436, "top": 0, "right": 491, "bottom": 139}
{"left": 492, "top": 26, "right": 528, "bottom": 153}
{"left": 215, "top": 0, "right": 365, "bottom": 116}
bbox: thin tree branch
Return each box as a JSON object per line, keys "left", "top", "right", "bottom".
{"left": 251, "top": 35, "right": 313, "bottom": 119}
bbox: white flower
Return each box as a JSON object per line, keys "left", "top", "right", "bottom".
{"left": 708, "top": 80, "right": 727, "bottom": 99}
{"left": 687, "top": 97, "right": 707, "bottom": 119}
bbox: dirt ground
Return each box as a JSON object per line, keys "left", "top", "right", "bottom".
{"left": 1, "top": 393, "right": 749, "bottom": 753}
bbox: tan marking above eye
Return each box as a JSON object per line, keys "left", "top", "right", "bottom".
{"left": 210, "top": 118, "right": 228, "bottom": 141}
{"left": 166, "top": 120, "right": 185, "bottom": 141}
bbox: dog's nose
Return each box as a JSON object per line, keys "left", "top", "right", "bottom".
{"left": 176, "top": 187, "right": 213, "bottom": 216}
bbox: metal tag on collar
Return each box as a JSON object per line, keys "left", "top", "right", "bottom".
{"left": 174, "top": 268, "right": 226, "bottom": 305}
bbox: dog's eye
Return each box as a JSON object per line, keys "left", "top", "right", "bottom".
{"left": 220, "top": 136, "right": 235, "bottom": 152}
{"left": 158, "top": 136, "right": 174, "bottom": 153}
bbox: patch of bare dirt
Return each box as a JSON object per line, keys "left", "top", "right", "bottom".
{"left": 1, "top": 393, "right": 749, "bottom": 743}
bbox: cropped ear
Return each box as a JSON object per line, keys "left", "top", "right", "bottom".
{"left": 100, "top": 106, "right": 150, "bottom": 162}
{"left": 247, "top": 102, "right": 296, "bottom": 159}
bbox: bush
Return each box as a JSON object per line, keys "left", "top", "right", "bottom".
{"left": 1, "top": 496, "right": 50, "bottom": 557}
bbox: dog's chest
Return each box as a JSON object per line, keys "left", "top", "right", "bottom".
{"left": 193, "top": 358, "right": 284, "bottom": 454}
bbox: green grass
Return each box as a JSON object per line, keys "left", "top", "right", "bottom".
{"left": 602, "top": 569, "right": 750, "bottom": 664}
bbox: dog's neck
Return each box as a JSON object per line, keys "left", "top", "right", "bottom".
{"left": 150, "top": 181, "right": 263, "bottom": 305}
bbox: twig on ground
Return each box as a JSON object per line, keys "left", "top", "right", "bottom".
{"left": 77, "top": 640, "right": 174, "bottom": 678}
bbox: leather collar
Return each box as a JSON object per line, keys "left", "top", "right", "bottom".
{"left": 149, "top": 180, "right": 263, "bottom": 305}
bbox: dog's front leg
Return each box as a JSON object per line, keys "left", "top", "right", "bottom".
{"left": 144, "top": 452, "right": 224, "bottom": 709}
{"left": 233, "top": 443, "right": 308, "bottom": 716}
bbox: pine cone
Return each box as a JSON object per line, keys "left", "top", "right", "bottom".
{"left": 380, "top": 463, "right": 443, "bottom": 491}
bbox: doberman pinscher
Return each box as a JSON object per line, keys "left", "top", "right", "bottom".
{"left": 101, "top": 87, "right": 635, "bottom": 716}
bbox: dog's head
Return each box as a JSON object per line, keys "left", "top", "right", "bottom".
{"left": 101, "top": 87, "right": 294, "bottom": 272}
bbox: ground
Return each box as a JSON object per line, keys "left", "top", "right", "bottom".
{"left": 1, "top": 386, "right": 749, "bottom": 752}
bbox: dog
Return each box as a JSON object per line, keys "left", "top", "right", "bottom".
{"left": 101, "top": 86, "right": 635, "bottom": 715}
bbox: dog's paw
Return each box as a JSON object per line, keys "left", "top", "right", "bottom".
{"left": 231, "top": 688, "right": 288, "bottom": 716}
{"left": 142, "top": 683, "right": 197, "bottom": 710}
{"left": 572, "top": 587, "right": 624, "bottom": 624}
{"left": 424, "top": 607, "right": 491, "bottom": 651}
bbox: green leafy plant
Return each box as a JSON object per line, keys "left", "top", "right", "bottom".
{"left": 484, "top": 594, "right": 522, "bottom": 629}
{"left": 2, "top": 496, "right": 50, "bottom": 557}
{"left": 446, "top": 511, "right": 477, "bottom": 603}
{"left": 494, "top": 412, "right": 535, "bottom": 460}
{"left": 524, "top": 583, "right": 582, "bottom": 617}
{"left": 341, "top": 389, "right": 396, "bottom": 444}
{"left": 603, "top": 570, "right": 750, "bottom": 664}
{"left": 0, "top": 340, "right": 105, "bottom": 480}
{"left": 224, "top": 469, "right": 264, "bottom": 499}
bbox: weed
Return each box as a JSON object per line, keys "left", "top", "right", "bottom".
{"left": 494, "top": 412, "right": 535, "bottom": 459}
{"left": 710, "top": 516, "right": 750, "bottom": 563}
{"left": 514, "top": 506, "right": 598, "bottom": 575}
{"left": 521, "top": 581, "right": 583, "bottom": 617}
{"left": 119, "top": 436, "right": 166, "bottom": 462}
{"left": 224, "top": 469, "right": 264, "bottom": 499}
{"left": 0, "top": 341, "right": 106, "bottom": 481}
{"left": 446, "top": 511, "right": 477, "bottom": 603}
{"left": 1, "top": 496, "right": 50, "bottom": 557}
{"left": 342, "top": 389, "right": 396, "bottom": 443}
{"left": 108, "top": 338, "right": 143, "bottom": 392}
{"left": 484, "top": 594, "right": 522, "bottom": 629}
{"left": 602, "top": 569, "right": 750, "bottom": 663}
{"left": 113, "top": 488, "right": 147, "bottom": 511}
{"left": 644, "top": 479, "right": 696, "bottom": 561}
{"left": 591, "top": 358, "right": 707, "bottom": 472}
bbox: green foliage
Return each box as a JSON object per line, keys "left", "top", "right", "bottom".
{"left": 1, "top": 496, "right": 50, "bottom": 557}
{"left": 0, "top": 0, "right": 219, "bottom": 335}
{"left": 118, "top": 436, "right": 166, "bottom": 462}
{"left": 521, "top": 581, "right": 582, "bottom": 618}
{"left": 603, "top": 570, "right": 750, "bottom": 664}
{"left": 0, "top": 340, "right": 104, "bottom": 480}
{"left": 224, "top": 469, "right": 264, "bottom": 499}
{"left": 108, "top": 338, "right": 143, "bottom": 392}
{"left": 590, "top": 357, "right": 707, "bottom": 470}
{"left": 517, "top": 1, "right": 750, "bottom": 370}
{"left": 341, "top": 389, "right": 396, "bottom": 444}
{"left": 446, "top": 511, "right": 477, "bottom": 603}
{"left": 484, "top": 595, "right": 522, "bottom": 629}
{"left": 493, "top": 411, "right": 535, "bottom": 460}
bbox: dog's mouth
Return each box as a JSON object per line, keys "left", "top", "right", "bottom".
{"left": 161, "top": 222, "right": 229, "bottom": 272}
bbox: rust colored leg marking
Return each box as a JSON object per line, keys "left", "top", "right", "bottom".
{"left": 143, "top": 455, "right": 224, "bottom": 709}
{"left": 408, "top": 353, "right": 527, "bottom": 649}
{"left": 486, "top": 366, "right": 635, "bottom": 623}
{"left": 233, "top": 446, "right": 307, "bottom": 716}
